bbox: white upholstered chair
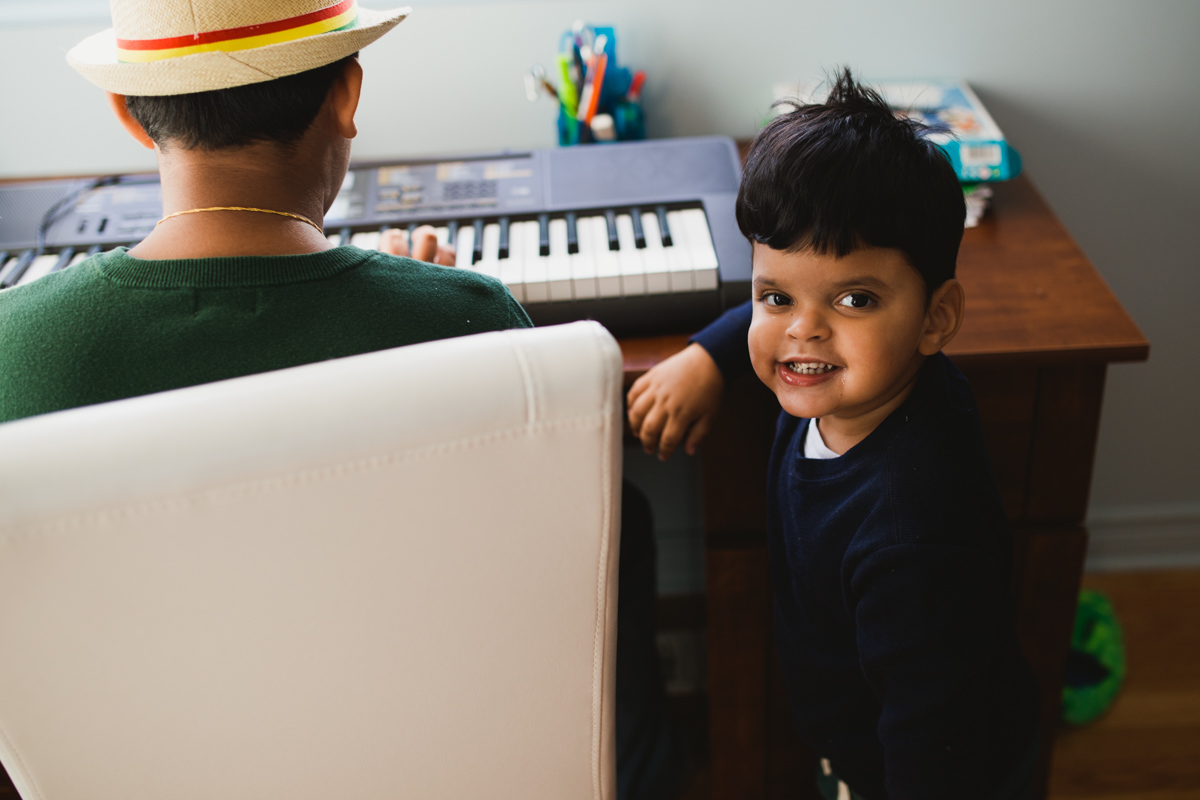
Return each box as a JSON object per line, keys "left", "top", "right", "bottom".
{"left": 0, "top": 321, "right": 622, "bottom": 800}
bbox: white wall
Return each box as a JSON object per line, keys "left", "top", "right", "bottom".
{"left": 2, "top": 0, "right": 1198, "bottom": 567}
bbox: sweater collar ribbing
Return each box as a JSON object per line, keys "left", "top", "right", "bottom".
{"left": 95, "top": 246, "right": 372, "bottom": 289}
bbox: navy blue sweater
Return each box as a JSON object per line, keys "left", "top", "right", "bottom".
{"left": 694, "top": 302, "right": 1039, "bottom": 799}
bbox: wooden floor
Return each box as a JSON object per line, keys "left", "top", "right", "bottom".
{"left": 1046, "top": 569, "right": 1200, "bottom": 799}
{"left": 3, "top": 569, "right": 1198, "bottom": 798}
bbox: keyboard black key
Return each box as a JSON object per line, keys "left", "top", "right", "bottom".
{"left": 498, "top": 216, "right": 510, "bottom": 259}
{"left": 51, "top": 247, "right": 75, "bottom": 272}
{"left": 446, "top": 220, "right": 459, "bottom": 248}
{"left": 605, "top": 210, "right": 619, "bottom": 251}
{"left": 472, "top": 219, "right": 484, "bottom": 264}
{"left": 630, "top": 207, "right": 646, "bottom": 249}
{"left": 565, "top": 212, "right": 579, "bottom": 255}
{"left": 538, "top": 213, "right": 550, "bottom": 257}
{"left": 655, "top": 206, "right": 672, "bottom": 247}
{"left": 1, "top": 250, "right": 35, "bottom": 289}
{"left": 338, "top": 227, "right": 352, "bottom": 248}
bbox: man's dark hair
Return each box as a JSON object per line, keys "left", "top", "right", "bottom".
{"left": 125, "top": 55, "right": 356, "bottom": 151}
{"left": 736, "top": 67, "right": 965, "bottom": 295}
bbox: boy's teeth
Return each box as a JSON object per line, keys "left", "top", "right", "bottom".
{"left": 787, "top": 362, "right": 836, "bottom": 375}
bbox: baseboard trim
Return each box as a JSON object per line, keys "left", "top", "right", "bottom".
{"left": 1084, "top": 502, "right": 1200, "bottom": 572}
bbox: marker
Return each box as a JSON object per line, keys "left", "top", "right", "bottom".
{"left": 576, "top": 52, "right": 608, "bottom": 124}
{"left": 627, "top": 70, "right": 646, "bottom": 102}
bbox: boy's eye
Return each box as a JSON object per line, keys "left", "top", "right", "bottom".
{"left": 837, "top": 293, "right": 874, "bottom": 309}
{"left": 761, "top": 292, "right": 791, "bottom": 307}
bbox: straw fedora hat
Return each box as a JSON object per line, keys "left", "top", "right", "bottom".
{"left": 68, "top": 0, "right": 410, "bottom": 97}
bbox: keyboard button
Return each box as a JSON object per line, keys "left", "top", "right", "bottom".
{"left": 51, "top": 247, "right": 75, "bottom": 272}
{"left": 476, "top": 222, "right": 501, "bottom": 279}
{"left": 630, "top": 207, "right": 646, "bottom": 248}
{"left": 570, "top": 214, "right": 598, "bottom": 299}
{"left": 604, "top": 209, "right": 619, "bottom": 251}
{"left": 547, "top": 217, "right": 572, "bottom": 301}
{"left": 655, "top": 205, "right": 673, "bottom": 247}
{"left": 350, "top": 231, "right": 381, "bottom": 250}
{"left": 665, "top": 210, "right": 696, "bottom": 293}
{"left": 640, "top": 212, "right": 671, "bottom": 295}
{"left": 590, "top": 216, "right": 621, "bottom": 297}
{"left": 17, "top": 254, "right": 61, "bottom": 286}
{"left": 454, "top": 222, "right": 475, "bottom": 269}
{"left": 0, "top": 250, "right": 35, "bottom": 289}
{"left": 500, "top": 218, "right": 527, "bottom": 303}
{"left": 517, "top": 220, "right": 549, "bottom": 303}
{"left": 615, "top": 213, "right": 646, "bottom": 296}
{"left": 680, "top": 208, "right": 719, "bottom": 290}
{"left": 538, "top": 213, "right": 550, "bottom": 257}
{"left": 498, "top": 216, "right": 510, "bottom": 259}
{"left": 471, "top": 219, "right": 484, "bottom": 264}
{"left": 565, "top": 212, "right": 579, "bottom": 255}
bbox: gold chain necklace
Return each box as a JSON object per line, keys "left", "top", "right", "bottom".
{"left": 157, "top": 206, "right": 323, "bottom": 234}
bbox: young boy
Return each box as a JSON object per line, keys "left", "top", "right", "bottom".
{"left": 628, "top": 71, "right": 1041, "bottom": 799}
{"left": 0, "top": 3, "right": 676, "bottom": 798}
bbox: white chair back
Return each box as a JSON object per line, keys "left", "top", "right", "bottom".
{"left": 0, "top": 321, "right": 622, "bottom": 800}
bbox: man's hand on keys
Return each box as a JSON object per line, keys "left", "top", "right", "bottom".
{"left": 380, "top": 225, "right": 457, "bottom": 267}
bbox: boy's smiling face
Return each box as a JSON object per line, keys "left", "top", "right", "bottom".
{"left": 749, "top": 243, "right": 962, "bottom": 453}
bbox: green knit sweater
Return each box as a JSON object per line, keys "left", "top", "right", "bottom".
{"left": 0, "top": 247, "right": 531, "bottom": 424}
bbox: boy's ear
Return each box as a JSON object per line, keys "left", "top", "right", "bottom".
{"left": 329, "top": 57, "right": 363, "bottom": 140}
{"left": 918, "top": 278, "right": 965, "bottom": 356}
{"left": 106, "top": 92, "right": 155, "bottom": 150}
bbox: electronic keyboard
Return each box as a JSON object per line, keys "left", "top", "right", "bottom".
{"left": 0, "top": 136, "right": 751, "bottom": 336}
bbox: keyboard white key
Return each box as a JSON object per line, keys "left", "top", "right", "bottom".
{"left": 17, "top": 254, "right": 60, "bottom": 286}
{"left": 435, "top": 226, "right": 450, "bottom": 248}
{"left": 475, "top": 222, "right": 501, "bottom": 280}
{"left": 678, "top": 208, "right": 719, "bottom": 290}
{"left": 547, "top": 218, "right": 573, "bottom": 301}
{"left": 570, "top": 215, "right": 599, "bottom": 299}
{"left": 454, "top": 224, "right": 475, "bottom": 270}
{"left": 326, "top": 232, "right": 343, "bottom": 247}
{"left": 615, "top": 213, "right": 646, "bottom": 297}
{"left": 665, "top": 210, "right": 697, "bottom": 293}
{"left": 350, "top": 231, "right": 381, "bottom": 251}
{"left": 68, "top": 252, "right": 92, "bottom": 268}
{"left": 587, "top": 216, "right": 622, "bottom": 298}
{"left": 640, "top": 212, "right": 671, "bottom": 294}
{"left": 501, "top": 220, "right": 527, "bottom": 303}
{"left": 518, "top": 220, "right": 549, "bottom": 303}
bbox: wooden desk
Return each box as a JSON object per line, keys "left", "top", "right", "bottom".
{"left": 620, "top": 176, "right": 1149, "bottom": 800}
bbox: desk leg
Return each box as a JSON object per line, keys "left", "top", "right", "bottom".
{"left": 706, "top": 545, "right": 771, "bottom": 799}
{"left": 701, "top": 377, "right": 777, "bottom": 800}
{"left": 1012, "top": 525, "right": 1089, "bottom": 800}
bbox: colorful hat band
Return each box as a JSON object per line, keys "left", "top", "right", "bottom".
{"left": 116, "top": 0, "right": 359, "bottom": 63}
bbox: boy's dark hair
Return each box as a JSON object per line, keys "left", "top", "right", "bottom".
{"left": 736, "top": 67, "right": 965, "bottom": 295}
{"left": 125, "top": 55, "right": 356, "bottom": 152}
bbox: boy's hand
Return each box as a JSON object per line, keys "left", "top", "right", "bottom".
{"left": 627, "top": 343, "right": 725, "bottom": 461}
{"left": 380, "top": 225, "right": 457, "bottom": 267}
